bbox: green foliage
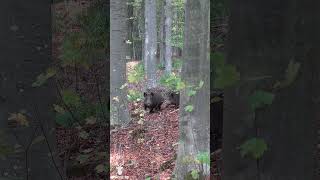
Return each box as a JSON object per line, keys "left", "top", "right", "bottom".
{"left": 56, "top": 90, "right": 108, "bottom": 127}
{"left": 0, "top": 144, "right": 12, "bottom": 160}
{"left": 76, "top": 1, "right": 108, "bottom": 50}
{"left": 187, "top": 90, "right": 196, "bottom": 97}
{"left": 60, "top": 1, "right": 108, "bottom": 69}
{"left": 184, "top": 105, "right": 194, "bottom": 112}
{"left": 197, "top": 80, "right": 204, "bottom": 90}
{"left": 160, "top": 73, "right": 184, "bottom": 92}
{"left": 145, "top": 177, "right": 151, "bottom": 180}
{"left": 211, "top": 52, "right": 225, "bottom": 68}
{"left": 249, "top": 90, "right": 274, "bottom": 110}
{"left": 171, "top": 0, "right": 185, "bottom": 49}
{"left": 55, "top": 111, "right": 74, "bottom": 127}
{"left": 211, "top": 0, "right": 229, "bottom": 20}
{"left": 0, "top": 132, "right": 13, "bottom": 160}
{"left": 240, "top": 138, "right": 268, "bottom": 160}
{"left": 62, "top": 89, "right": 81, "bottom": 108}
{"left": 32, "top": 68, "right": 57, "bottom": 87}
{"left": 157, "top": 62, "right": 165, "bottom": 70}
{"left": 172, "top": 58, "right": 183, "bottom": 70}
{"left": 60, "top": 32, "right": 89, "bottom": 68}
{"left": 211, "top": 52, "right": 240, "bottom": 89}
{"left": 128, "top": 63, "right": 145, "bottom": 83}
{"left": 191, "top": 170, "right": 200, "bottom": 179}
{"left": 127, "top": 89, "right": 143, "bottom": 102}
{"left": 274, "top": 60, "right": 301, "bottom": 89}
{"left": 128, "top": 0, "right": 143, "bottom": 7}
{"left": 196, "top": 152, "right": 210, "bottom": 165}
{"left": 215, "top": 65, "right": 240, "bottom": 88}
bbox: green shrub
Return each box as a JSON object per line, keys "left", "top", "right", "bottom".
{"left": 160, "top": 73, "right": 183, "bottom": 92}
{"left": 127, "top": 89, "right": 143, "bottom": 102}
{"left": 172, "top": 58, "right": 182, "bottom": 70}
{"left": 128, "top": 63, "right": 145, "bottom": 83}
{"left": 55, "top": 91, "right": 108, "bottom": 127}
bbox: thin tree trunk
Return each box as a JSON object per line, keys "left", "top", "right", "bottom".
{"left": 159, "top": 0, "right": 165, "bottom": 67}
{"left": 164, "top": 0, "right": 172, "bottom": 74}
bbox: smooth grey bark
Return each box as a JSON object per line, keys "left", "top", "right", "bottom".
{"left": 110, "top": 0, "right": 131, "bottom": 126}
{"left": 159, "top": 0, "right": 165, "bottom": 67}
{"left": 144, "top": 0, "right": 158, "bottom": 89}
{"left": 174, "top": 0, "right": 210, "bottom": 179}
{"left": 0, "top": 1, "right": 64, "bottom": 179}
{"left": 222, "top": 0, "right": 319, "bottom": 179}
{"left": 164, "top": 0, "right": 173, "bottom": 74}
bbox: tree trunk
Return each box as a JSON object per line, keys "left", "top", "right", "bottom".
{"left": 174, "top": 0, "right": 210, "bottom": 179}
{"left": 110, "top": 0, "right": 131, "bottom": 126}
{"left": 159, "top": 0, "right": 165, "bottom": 67}
{"left": 0, "top": 1, "right": 64, "bottom": 179}
{"left": 222, "top": 0, "right": 319, "bottom": 179}
{"left": 164, "top": 0, "right": 172, "bottom": 74}
{"left": 144, "top": 0, "right": 158, "bottom": 89}
{"left": 128, "top": 0, "right": 134, "bottom": 61}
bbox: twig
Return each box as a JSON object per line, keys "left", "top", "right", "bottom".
{"left": 33, "top": 103, "right": 64, "bottom": 180}
{"left": 55, "top": 79, "right": 82, "bottom": 126}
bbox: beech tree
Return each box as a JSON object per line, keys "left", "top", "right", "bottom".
{"left": 174, "top": 0, "right": 210, "bottom": 179}
{"left": 144, "top": 0, "right": 158, "bottom": 89}
{"left": 110, "top": 0, "right": 131, "bottom": 126}
{"left": 164, "top": 0, "right": 173, "bottom": 74}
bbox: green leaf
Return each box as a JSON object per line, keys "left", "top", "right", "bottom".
{"left": 176, "top": 81, "right": 185, "bottom": 91}
{"left": 249, "top": 90, "right": 274, "bottom": 110}
{"left": 191, "top": 169, "right": 199, "bottom": 179}
{"left": 284, "top": 61, "right": 300, "bottom": 85}
{"left": 274, "top": 60, "right": 301, "bottom": 89}
{"left": 210, "top": 96, "right": 222, "bottom": 103}
{"left": 62, "top": 89, "right": 81, "bottom": 107}
{"left": 0, "top": 141, "right": 13, "bottom": 160}
{"left": 240, "top": 138, "right": 268, "bottom": 159}
{"left": 184, "top": 105, "right": 194, "bottom": 112}
{"left": 55, "top": 112, "right": 73, "bottom": 127}
{"left": 127, "top": 90, "right": 143, "bottom": 102}
{"left": 214, "top": 65, "right": 240, "bottom": 89}
{"left": 145, "top": 177, "right": 151, "bottom": 180}
{"left": 197, "top": 80, "right": 204, "bottom": 89}
{"left": 120, "top": 83, "right": 127, "bottom": 90}
{"left": 187, "top": 90, "right": 196, "bottom": 97}
{"left": 196, "top": 152, "right": 210, "bottom": 165}
{"left": 32, "top": 68, "right": 56, "bottom": 87}
{"left": 211, "top": 52, "right": 225, "bottom": 68}
{"left": 128, "top": 63, "right": 144, "bottom": 83}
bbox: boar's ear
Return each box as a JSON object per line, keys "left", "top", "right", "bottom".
{"left": 151, "top": 92, "right": 154, "bottom": 96}
{"left": 144, "top": 92, "right": 147, "bottom": 97}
